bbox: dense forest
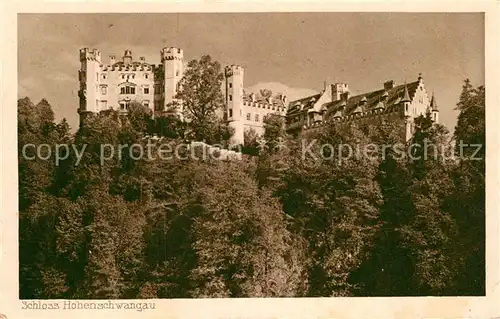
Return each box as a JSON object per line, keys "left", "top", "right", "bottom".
{"left": 18, "top": 55, "right": 485, "bottom": 298}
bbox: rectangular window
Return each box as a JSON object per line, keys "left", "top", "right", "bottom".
{"left": 246, "top": 113, "right": 251, "bottom": 120}
{"left": 144, "top": 87, "right": 149, "bottom": 94}
{"left": 229, "top": 83, "right": 233, "bottom": 88}
{"left": 229, "top": 109, "right": 233, "bottom": 117}
{"left": 229, "top": 94, "right": 232, "bottom": 101}
{"left": 143, "top": 100, "right": 150, "bottom": 108}
{"left": 145, "top": 73, "right": 149, "bottom": 79}
{"left": 100, "top": 100, "right": 107, "bottom": 110}
{"left": 102, "top": 73, "right": 107, "bottom": 80}
{"left": 176, "top": 70, "right": 180, "bottom": 77}
{"left": 100, "top": 86, "right": 107, "bottom": 95}
{"left": 120, "top": 102, "right": 130, "bottom": 110}
{"left": 255, "top": 114, "right": 259, "bottom": 122}
{"left": 120, "top": 86, "right": 136, "bottom": 94}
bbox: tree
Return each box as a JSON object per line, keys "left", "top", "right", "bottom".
{"left": 127, "top": 101, "right": 152, "bottom": 134}
{"left": 448, "top": 80, "right": 485, "bottom": 295}
{"left": 176, "top": 55, "right": 227, "bottom": 141}
{"left": 242, "top": 128, "right": 259, "bottom": 156}
{"left": 152, "top": 114, "right": 187, "bottom": 139}
{"left": 263, "top": 114, "right": 286, "bottom": 151}
{"left": 186, "top": 161, "right": 306, "bottom": 297}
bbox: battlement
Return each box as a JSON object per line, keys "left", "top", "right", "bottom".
{"left": 101, "top": 64, "right": 154, "bottom": 72}
{"left": 80, "top": 48, "right": 101, "bottom": 63}
{"left": 225, "top": 64, "right": 244, "bottom": 77}
{"left": 161, "top": 47, "right": 184, "bottom": 61}
{"left": 242, "top": 100, "right": 287, "bottom": 114}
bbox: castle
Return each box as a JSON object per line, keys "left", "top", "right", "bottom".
{"left": 286, "top": 75, "right": 439, "bottom": 141}
{"left": 78, "top": 47, "right": 184, "bottom": 123}
{"left": 78, "top": 47, "right": 439, "bottom": 144}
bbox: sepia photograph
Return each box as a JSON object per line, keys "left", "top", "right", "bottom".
{"left": 2, "top": 3, "right": 499, "bottom": 318}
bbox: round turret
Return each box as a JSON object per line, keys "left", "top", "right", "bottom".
{"left": 353, "top": 105, "right": 363, "bottom": 115}
{"left": 374, "top": 101, "right": 385, "bottom": 111}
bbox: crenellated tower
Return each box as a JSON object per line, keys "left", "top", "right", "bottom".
{"left": 161, "top": 47, "right": 184, "bottom": 115}
{"left": 225, "top": 65, "right": 245, "bottom": 145}
{"left": 78, "top": 48, "right": 102, "bottom": 124}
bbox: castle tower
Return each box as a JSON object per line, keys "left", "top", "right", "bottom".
{"left": 78, "top": 48, "right": 102, "bottom": 124}
{"left": 161, "top": 47, "right": 184, "bottom": 115}
{"left": 401, "top": 82, "right": 413, "bottom": 141}
{"left": 430, "top": 92, "right": 439, "bottom": 123}
{"left": 225, "top": 65, "right": 244, "bottom": 145}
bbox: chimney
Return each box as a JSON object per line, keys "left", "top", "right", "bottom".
{"left": 110, "top": 55, "right": 116, "bottom": 65}
{"left": 139, "top": 56, "right": 145, "bottom": 63}
{"left": 384, "top": 80, "right": 395, "bottom": 90}
{"left": 331, "top": 83, "right": 349, "bottom": 102}
{"left": 250, "top": 92, "right": 256, "bottom": 102}
{"left": 282, "top": 95, "right": 287, "bottom": 105}
{"left": 342, "top": 91, "right": 350, "bottom": 101}
{"left": 123, "top": 49, "right": 132, "bottom": 65}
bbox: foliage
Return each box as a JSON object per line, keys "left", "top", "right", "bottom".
{"left": 18, "top": 78, "right": 485, "bottom": 298}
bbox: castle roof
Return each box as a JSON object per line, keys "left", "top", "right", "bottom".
{"left": 322, "top": 80, "right": 419, "bottom": 118}
{"left": 430, "top": 93, "right": 438, "bottom": 111}
{"left": 401, "top": 83, "right": 411, "bottom": 103}
{"left": 286, "top": 79, "right": 419, "bottom": 120}
{"left": 287, "top": 93, "right": 322, "bottom": 114}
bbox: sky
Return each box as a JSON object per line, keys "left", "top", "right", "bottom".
{"left": 18, "top": 13, "right": 484, "bottom": 133}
